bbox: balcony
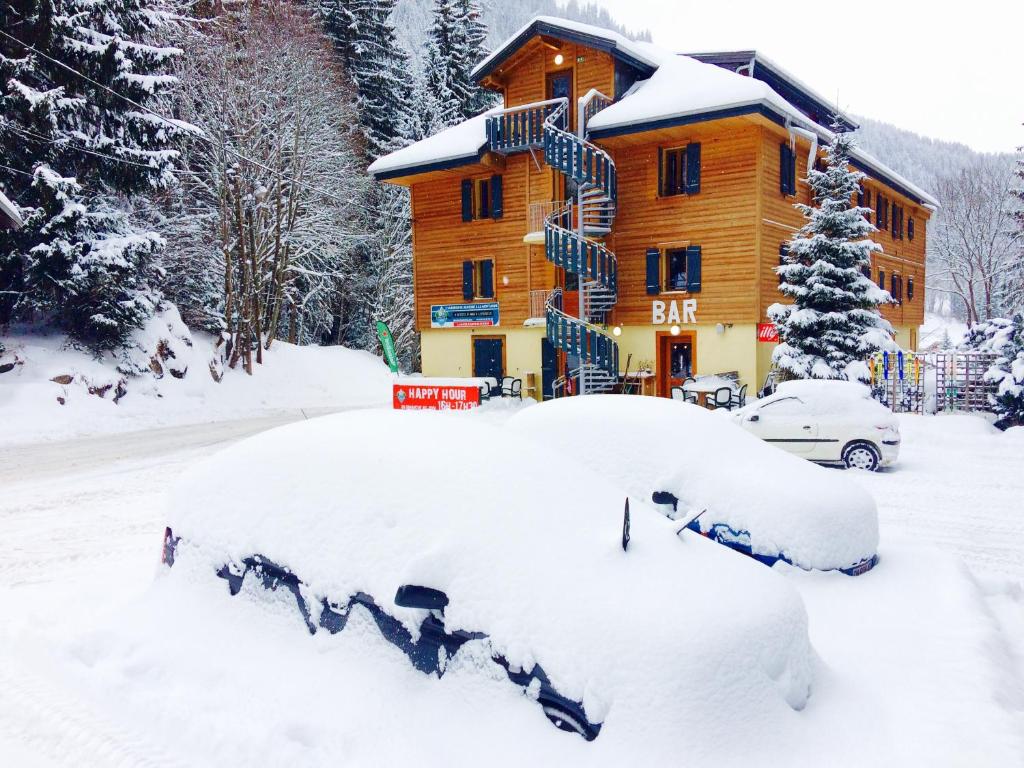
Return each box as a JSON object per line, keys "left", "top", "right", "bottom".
{"left": 486, "top": 98, "right": 567, "bottom": 155}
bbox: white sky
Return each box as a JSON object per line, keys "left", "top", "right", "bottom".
{"left": 586, "top": 0, "right": 1023, "bottom": 154}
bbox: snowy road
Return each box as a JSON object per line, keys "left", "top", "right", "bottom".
{"left": 0, "top": 409, "right": 1021, "bottom": 765}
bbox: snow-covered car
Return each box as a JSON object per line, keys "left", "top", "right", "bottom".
{"left": 732, "top": 380, "right": 900, "bottom": 471}
{"left": 507, "top": 395, "right": 879, "bottom": 575}
{"left": 162, "top": 409, "right": 814, "bottom": 759}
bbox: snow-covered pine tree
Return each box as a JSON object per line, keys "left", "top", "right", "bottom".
{"left": 0, "top": 0, "right": 180, "bottom": 350}
{"left": 768, "top": 126, "right": 894, "bottom": 381}
{"left": 965, "top": 314, "right": 1024, "bottom": 428}
{"left": 456, "top": 0, "right": 492, "bottom": 116}
{"left": 422, "top": 0, "right": 466, "bottom": 132}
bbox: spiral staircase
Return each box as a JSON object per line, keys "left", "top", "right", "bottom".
{"left": 486, "top": 92, "right": 620, "bottom": 396}
{"left": 543, "top": 94, "right": 620, "bottom": 395}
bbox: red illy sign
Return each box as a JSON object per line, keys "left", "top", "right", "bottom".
{"left": 393, "top": 384, "right": 481, "bottom": 411}
{"left": 757, "top": 323, "right": 779, "bottom": 343}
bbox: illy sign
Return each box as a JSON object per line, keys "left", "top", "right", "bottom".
{"left": 757, "top": 323, "right": 779, "bottom": 343}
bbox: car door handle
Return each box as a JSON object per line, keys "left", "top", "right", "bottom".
{"left": 802, "top": 425, "right": 812, "bottom": 430}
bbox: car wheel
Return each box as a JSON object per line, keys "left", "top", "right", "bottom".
{"left": 842, "top": 441, "right": 881, "bottom": 471}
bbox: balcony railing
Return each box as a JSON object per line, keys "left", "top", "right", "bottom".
{"left": 527, "top": 200, "right": 568, "bottom": 234}
{"left": 485, "top": 98, "right": 567, "bottom": 155}
{"left": 529, "top": 289, "right": 551, "bottom": 319}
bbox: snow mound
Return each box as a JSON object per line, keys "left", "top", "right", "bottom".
{"left": 167, "top": 408, "right": 814, "bottom": 756}
{"left": 0, "top": 316, "right": 392, "bottom": 446}
{"left": 507, "top": 395, "right": 879, "bottom": 572}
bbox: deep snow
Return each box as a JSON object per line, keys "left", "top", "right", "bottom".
{"left": 0, "top": 321, "right": 392, "bottom": 447}
{"left": 0, "top": 407, "right": 1021, "bottom": 765}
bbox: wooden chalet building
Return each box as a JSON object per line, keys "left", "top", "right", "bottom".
{"left": 370, "top": 16, "right": 937, "bottom": 398}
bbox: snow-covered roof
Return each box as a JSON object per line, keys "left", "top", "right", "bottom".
{"left": 374, "top": 16, "right": 938, "bottom": 207}
{"left": 0, "top": 188, "right": 23, "bottom": 229}
{"left": 367, "top": 110, "right": 495, "bottom": 179}
{"left": 471, "top": 15, "right": 662, "bottom": 82}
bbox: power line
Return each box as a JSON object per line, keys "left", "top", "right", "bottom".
{"left": 0, "top": 162, "right": 35, "bottom": 179}
{"left": 0, "top": 27, "right": 360, "bottom": 207}
{"left": 0, "top": 120, "right": 203, "bottom": 176}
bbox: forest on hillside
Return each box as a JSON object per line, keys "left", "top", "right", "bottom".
{"left": 0, "top": 0, "right": 1019, "bottom": 378}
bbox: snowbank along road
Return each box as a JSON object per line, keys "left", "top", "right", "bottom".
{"left": 0, "top": 409, "right": 1021, "bottom": 765}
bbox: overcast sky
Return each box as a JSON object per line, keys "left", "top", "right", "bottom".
{"left": 587, "top": 0, "right": 1023, "bottom": 154}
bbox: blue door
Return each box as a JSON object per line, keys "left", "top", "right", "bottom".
{"left": 473, "top": 337, "right": 504, "bottom": 381}
{"left": 541, "top": 338, "right": 558, "bottom": 400}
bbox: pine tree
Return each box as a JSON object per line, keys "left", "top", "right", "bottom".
{"left": 456, "top": 0, "right": 492, "bottom": 116}
{"left": 965, "top": 314, "right": 1024, "bottom": 428}
{"left": 768, "top": 126, "right": 895, "bottom": 381}
{"left": 0, "top": 0, "right": 181, "bottom": 349}
{"left": 420, "top": 0, "right": 491, "bottom": 133}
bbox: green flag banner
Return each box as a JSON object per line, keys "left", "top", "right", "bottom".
{"left": 376, "top": 321, "right": 400, "bottom": 373}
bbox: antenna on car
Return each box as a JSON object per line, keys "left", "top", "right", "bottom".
{"left": 622, "top": 498, "right": 630, "bottom": 551}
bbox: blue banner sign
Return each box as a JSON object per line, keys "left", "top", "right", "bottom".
{"left": 431, "top": 302, "right": 500, "bottom": 329}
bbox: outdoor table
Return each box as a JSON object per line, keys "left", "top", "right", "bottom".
{"left": 681, "top": 376, "right": 738, "bottom": 408}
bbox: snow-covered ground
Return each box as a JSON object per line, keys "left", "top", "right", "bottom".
{"left": 0, "top": 320, "right": 392, "bottom": 448}
{"left": 0, "top": 407, "right": 1021, "bottom": 765}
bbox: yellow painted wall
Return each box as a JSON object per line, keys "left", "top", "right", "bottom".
{"left": 420, "top": 327, "right": 546, "bottom": 394}
{"left": 615, "top": 324, "right": 760, "bottom": 390}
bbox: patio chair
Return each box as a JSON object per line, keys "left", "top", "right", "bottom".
{"left": 730, "top": 384, "right": 748, "bottom": 409}
{"left": 670, "top": 386, "right": 698, "bottom": 405}
{"left": 503, "top": 377, "right": 522, "bottom": 400}
{"left": 494, "top": 376, "right": 513, "bottom": 398}
{"left": 706, "top": 386, "right": 733, "bottom": 410}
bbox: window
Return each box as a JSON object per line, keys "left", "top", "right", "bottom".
{"left": 665, "top": 248, "right": 688, "bottom": 291}
{"left": 779, "top": 143, "right": 797, "bottom": 196}
{"left": 659, "top": 144, "right": 701, "bottom": 197}
{"left": 462, "top": 258, "right": 494, "bottom": 300}
{"left": 876, "top": 193, "right": 888, "bottom": 231}
{"left": 891, "top": 273, "right": 903, "bottom": 303}
{"left": 907, "top": 276, "right": 915, "bottom": 301}
{"left": 878, "top": 269, "right": 885, "bottom": 289}
{"left": 461, "top": 175, "right": 504, "bottom": 221}
{"left": 892, "top": 204, "right": 904, "bottom": 240}
{"left": 908, "top": 217, "right": 915, "bottom": 241}
{"left": 646, "top": 245, "right": 702, "bottom": 294}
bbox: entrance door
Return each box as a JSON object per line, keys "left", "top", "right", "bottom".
{"left": 658, "top": 334, "right": 695, "bottom": 397}
{"left": 473, "top": 336, "right": 504, "bottom": 381}
{"left": 546, "top": 70, "right": 573, "bottom": 128}
{"left": 541, "top": 337, "right": 558, "bottom": 400}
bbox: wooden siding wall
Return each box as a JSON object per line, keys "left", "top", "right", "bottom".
{"left": 406, "top": 36, "right": 932, "bottom": 337}
{"left": 498, "top": 40, "right": 615, "bottom": 130}
{"left": 606, "top": 121, "right": 761, "bottom": 325}
{"left": 757, "top": 123, "right": 930, "bottom": 329}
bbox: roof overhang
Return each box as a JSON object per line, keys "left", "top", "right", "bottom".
{"left": 687, "top": 51, "right": 859, "bottom": 133}
{"left": 472, "top": 17, "right": 657, "bottom": 85}
{"left": 589, "top": 103, "right": 936, "bottom": 209}
{"left": 0, "top": 189, "right": 23, "bottom": 230}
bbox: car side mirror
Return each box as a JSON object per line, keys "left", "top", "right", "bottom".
{"left": 747, "top": 414, "right": 759, "bottom": 423}
{"left": 394, "top": 585, "right": 449, "bottom": 611}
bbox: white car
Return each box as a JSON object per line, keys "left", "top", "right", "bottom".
{"left": 733, "top": 380, "right": 900, "bottom": 471}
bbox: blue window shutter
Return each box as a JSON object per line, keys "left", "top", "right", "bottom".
{"left": 461, "top": 180, "right": 473, "bottom": 222}
{"left": 908, "top": 277, "right": 915, "bottom": 300}
{"left": 657, "top": 147, "right": 664, "bottom": 196}
{"left": 878, "top": 269, "right": 885, "bottom": 289}
{"left": 462, "top": 260, "right": 475, "bottom": 300}
{"left": 686, "top": 143, "right": 701, "bottom": 194}
{"left": 908, "top": 217, "right": 915, "bottom": 240}
{"left": 779, "top": 144, "right": 791, "bottom": 195}
{"left": 479, "top": 259, "right": 494, "bottom": 298}
{"left": 490, "top": 175, "right": 503, "bottom": 219}
{"left": 645, "top": 248, "right": 661, "bottom": 295}
{"left": 686, "top": 245, "right": 702, "bottom": 293}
